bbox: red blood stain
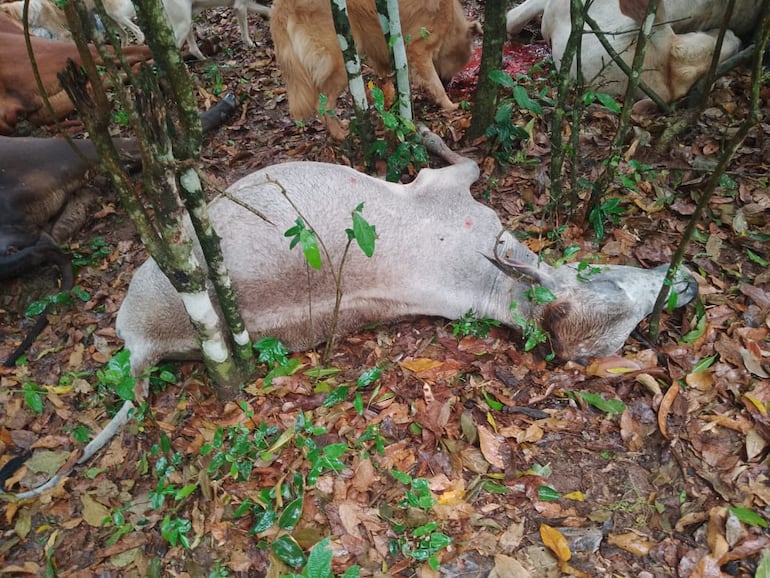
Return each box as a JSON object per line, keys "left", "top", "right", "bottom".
{"left": 448, "top": 42, "right": 552, "bottom": 102}
{"left": 464, "top": 217, "right": 473, "bottom": 228}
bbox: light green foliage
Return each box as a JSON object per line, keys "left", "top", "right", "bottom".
{"left": 345, "top": 203, "right": 376, "bottom": 257}
{"left": 583, "top": 91, "right": 622, "bottom": 113}
{"left": 285, "top": 218, "right": 322, "bottom": 270}
{"left": 160, "top": 514, "right": 192, "bottom": 548}
{"left": 572, "top": 391, "right": 626, "bottom": 415}
{"left": 485, "top": 70, "right": 552, "bottom": 165}
{"left": 367, "top": 86, "right": 428, "bottom": 182}
{"left": 509, "top": 301, "right": 551, "bottom": 355}
{"left": 201, "top": 421, "right": 281, "bottom": 481}
{"left": 203, "top": 62, "right": 224, "bottom": 96}
{"left": 619, "top": 159, "right": 654, "bottom": 193}
{"left": 254, "top": 336, "right": 302, "bottom": 386}
{"left": 588, "top": 197, "right": 625, "bottom": 241}
{"left": 72, "top": 237, "right": 113, "bottom": 268}
{"left": 22, "top": 382, "right": 45, "bottom": 414}
{"left": 282, "top": 536, "right": 362, "bottom": 578}
{"left": 385, "top": 470, "right": 452, "bottom": 570}
{"left": 451, "top": 309, "right": 501, "bottom": 339}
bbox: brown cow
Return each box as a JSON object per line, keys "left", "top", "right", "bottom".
{"left": 0, "top": 14, "right": 151, "bottom": 135}
{"left": 270, "top": 0, "right": 481, "bottom": 139}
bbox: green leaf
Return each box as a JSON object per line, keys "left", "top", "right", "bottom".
{"left": 412, "top": 522, "right": 438, "bottom": 537}
{"left": 174, "top": 484, "right": 197, "bottom": 500}
{"left": 305, "top": 536, "right": 333, "bottom": 578}
{"left": 251, "top": 508, "right": 277, "bottom": 534}
{"left": 488, "top": 69, "right": 516, "bottom": 89}
{"left": 390, "top": 469, "right": 412, "bottom": 485}
{"left": 595, "top": 92, "right": 622, "bottom": 113}
{"left": 357, "top": 367, "right": 381, "bottom": 387}
{"left": 341, "top": 566, "right": 361, "bottom": 578}
{"left": 537, "top": 485, "right": 561, "bottom": 501}
{"left": 254, "top": 336, "right": 290, "bottom": 365}
{"left": 271, "top": 534, "right": 306, "bottom": 568}
{"left": 353, "top": 392, "right": 364, "bottom": 415}
{"left": 756, "top": 549, "right": 770, "bottom": 578}
{"left": 278, "top": 497, "right": 304, "bottom": 530}
{"left": 24, "top": 299, "right": 49, "bottom": 317}
{"left": 350, "top": 209, "right": 376, "bottom": 257}
{"left": 727, "top": 505, "right": 768, "bottom": 528}
{"left": 482, "top": 390, "right": 503, "bottom": 411}
{"left": 527, "top": 286, "right": 557, "bottom": 304}
{"left": 747, "top": 249, "right": 769, "bottom": 267}
{"left": 692, "top": 354, "right": 718, "bottom": 373}
{"left": 513, "top": 85, "right": 543, "bottom": 115}
{"left": 681, "top": 299, "right": 707, "bottom": 344}
{"left": 577, "top": 391, "right": 626, "bottom": 415}
{"left": 300, "top": 228, "right": 322, "bottom": 270}
{"left": 23, "top": 382, "right": 44, "bottom": 414}
{"left": 304, "top": 367, "right": 341, "bottom": 378}
{"left": 323, "top": 386, "right": 349, "bottom": 408}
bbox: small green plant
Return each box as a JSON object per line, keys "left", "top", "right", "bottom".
{"left": 485, "top": 70, "right": 552, "bottom": 165}
{"left": 583, "top": 91, "right": 622, "bottom": 113}
{"left": 285, "top": 218, "right": 322, "bottom": 270}
{"left": 160, "top": 514, "right": 192, "bottom": 548}
{"left": 23, "top": 284, "right": 90, "bottom": 318}
{"left": 111, "top": 107, "right": 130, "bottom": 127}
{"left": 203, "top": 61, "right": 224, "bottom": 96}
{"left": 283, "top": 536, "right": 361, "bottom": 578}
{"left": 451, "top": 309, "right": 501, "bottom": 339}
{"left": 71, "top": 237, "right": 113, "bottom": 268}
{"left": 201, "top": 421, "right": 282, "bottom": 481}
{"left": 22, "top": 382, "right": 45, "bottom": 414}
{"left": 103, "top": 507, "right": 134, "bottom": 547}
{"left": 367, "top": 87, "right": 428, "bottom": 182}
{"left": 575, "top": 260, "right": 602, "bottom": 282}
{"left": 619, "top": 159, "right": 654, "bottom": 193}
{"left": 385, "top": 470, "right": 452, "bottom": 571}
{"left": 588, "top": 197, "right": 625, "bottom": 240}
{"left": 282, "top": 200, "right": 376, "bottom": 362}
{"left": 254, "top": 336, "right": 302, "bottom": 386}
{"left": 509, "top": 301, "right": 551, "bottom": 356}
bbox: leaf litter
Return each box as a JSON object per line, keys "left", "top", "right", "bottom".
{"left": 1, "top": 7, "right": 770, "bottom": 577}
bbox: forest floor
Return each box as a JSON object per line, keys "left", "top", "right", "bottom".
{"left": 2, "top": 5, "right": 770, "bottom": 578}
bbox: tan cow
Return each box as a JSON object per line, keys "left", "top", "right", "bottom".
{"left": 270, "top": 0, "right": 481, "bottom": 139}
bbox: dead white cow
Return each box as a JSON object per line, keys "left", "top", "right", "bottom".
{"left": 116, "top": 133, "right": 696, "bottom": 373}
{"left": 505, "top": 0, "right": 745, "bottom": 101}
{"left": 7, "top": 131, "right": 696, "bottom": 499}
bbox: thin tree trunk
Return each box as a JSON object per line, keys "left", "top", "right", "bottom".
{"left": 648, "top": 0, "right": 770, "bottom": 340}
{"left": 467, "top": 0, "right": 505, "bottom": 141}
{"left": 548, "top": 0, "right": 585, "bottom": 213}
{"left": 581, "top": 0, "right": 659, "bottom": 230}
{"left": 330, "top": 0, "right": 373, "bottom": 147}
{"left": 61, "top": 0, "right": 250, "bottom": 399}
{"left": 379, "top": 0, "right": 411, "bottom": 121}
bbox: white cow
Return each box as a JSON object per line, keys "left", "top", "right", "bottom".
{"left": 505, "top": 0, "right": 754, "bottom": 101}
{"left": 116, "top": 129, "right": 697, "bottom": 375}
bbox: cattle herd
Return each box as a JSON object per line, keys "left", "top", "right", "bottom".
{"left": 1, "top": 0, "right": 763, "bottom": 375}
